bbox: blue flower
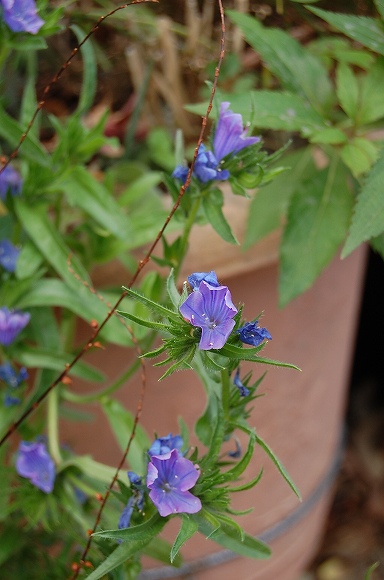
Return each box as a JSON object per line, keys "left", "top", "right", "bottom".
{"left": 213, "top": 102, "right": 260, "bottom": 161}
{"left": 193, "top": 144, "right": 230, "bottom": 183}
{"left": 0, "top": 307, "right": 30, "bottom": 346}
{"left": 0, "top": 240, "right": 20, "bottom": 273}
{"left": 0, "top": 0, "right": 44, "bottom": 34}
{"left": 147, "top": 449, "right": 201, "bottom": 517}
{"left": 15, "top": 441, "right": 55, "bottom": 493}
{"left": 172, "top": 165, "right": 189, "bottom": 182}
{"left": 118, "top": 472, "right": 144, "bottom": 530}
{"left": 0, "top": 165, "right": 23, "bottom": 200}
{"left": 0, "top": 362, "right": 28, "bottom": 387}
{"left": 4, "top": 393, "right": 20, "bottom": 406}
{"left": 187, "top": 271, "right": 219, "bottom": 291}
{"left": 148, "top": 433, "right": 184, "bottom": 457}
{"left": 179, "top": 279, "right": 238, "bottom": 350}
{"left": 237, "top": 321, "right": 272, "bottom": 347}
{"left": 233, "top": 368, "right": 250, "bottom": 397}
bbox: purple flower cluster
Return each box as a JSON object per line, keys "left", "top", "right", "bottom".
{"left": 237, "top": 321, "right": 272, "bottom": 347}
{"left": 0, "top": 0, "right": 44, "bottom": 34}
{"left": 0, "top": 307, "right": 30, "bottom": 346}
{"left": 147, "top": 449, "right": 201, "bottom": 517}
{"left": 172, "top": 102, "right": 259, "bottom": 184}
{"left": 0, "top": 165, "right": 22, "bottom": 200}
{"left": 0, "top": 240, "right": 20, "bottom": 273}
{"left": 180, "top": 272, "right": 237, "bottom": 350}
{"left": 148, "top": 433, "right": 183, "bottom": 458}
{"left": 16, "top": 441, "right": 55, "bottom": 493}
{"left": 0, "top": 361, "right": 28, "bottom": 406}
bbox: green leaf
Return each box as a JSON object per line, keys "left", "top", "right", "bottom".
{"left": 308, "top": 7, "right": 384, "bottom": 56}
{"left": 341, "top": 137, "right": 379, "bottom": 178}
{"left": 222, "top": 432, "right": 256, "bottom": 482}
{"left": 0, "top": 104, "right": 51, "bottom": 167}
{"left": 336, "top": 62, "right": 359, "bottom": 120}
{"left": 309, "top": 128, "right": 347, "bottom": 145}
{"left": 83, "top": 542, "right": 139, "bottom": 580}
{"left": 374, "top": 0, "right": 384, "bottom": 19}
{"left": 170, "top": 515, "right": 199, "bottom": 563}
{"left": 93, "top": 512, "right": 166, "bottom": 542}
{"left": 195, "top": 510, "right": 271, "bottom": 559}
{"left": 358, "top": 57, "right": 384, "bottom": 125}
{"left": 166, "top": 269, "right": 181, "bottom": 309}
{"left": 365, "top": 562, "right": 380, "bottom": 580}
{"left": 12, "top": 345, "right": 105, "bottom": 382}
{"left": 227, "top": 10, "right": 333, "bottom": 113}
{"left": 245, "top": 147, "right": 317, "bottom": 247}
{"left": 279, "top": 160, "right": 354, "bottom": 306}
{"left": 101, "top": 398, "right": 151, "bottom": 473}
{"left": 202, "top": 196, "right": 239, "bottom": 245}
{"left": 255, "top": 433, "right": 301, "bottom": 499}
{"left": 70, "top": 25, "right": 97, "bottom": 114}
{"left": 50, "top": 166, "right": 131, "bottom": 240}
{"left": 15, "top": 241, "right": 44, "bottom": 279}
{"left": 14, "top": 199, "right": 91, "bottom": 291}
{"left": 343, "top": 148, "right": 384, "bottom": 257}
{"left": 122, "top": 287, "right": 180, "bottom": 324}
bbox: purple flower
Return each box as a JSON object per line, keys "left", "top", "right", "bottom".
{"left": 0, "top": 165, "right": 22, "bottom": 200}
{"left": 0, "top": 0, "right": 44, "bottom": 34}
{"left": 0, "top": 240, "right": 20, "bottom": 273}
{"left": 4, "top": 393, "right": 20, "bottom": 406}
{"left": 0, "top": 361, "right": 28, "bottom": 387}
{"left": 187, "top": 271, "right": 219, "bottom": 291}
{"left": 233, "top": 368, "right": 250, "bottom": 397}
{"left": 237, "top": 321, "right": 272, "bottom": 347}
{"left": 180, "top": 280, "right": 237, "bottom": 350}
{"left": 193, "top": 144, "right": 229, "bottom": 183}
{"left": 147, "top": 449, "right": 201, "bottom": 517}
{"left": 213, "top": 102, "right": 260, "bottom": 161}
{"left": 172, "top": 165, "right": 189, "bottom": 182}
{"left": 149, "top": 434, "right": 184, "bottom": 457}
{"left": 0, "top": 307, "right": 30, "bottom": 346}
{"left": 16, "top": 441, "right": 55, "bottom": 493}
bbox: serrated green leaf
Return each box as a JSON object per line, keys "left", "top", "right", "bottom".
{"left": 170, "top": 515, "right": 199, "bottom": 563}
{"left": 50, "top": 166, "right": 131, "bottom": 240}
{"left": 358, "top": 57, "right": 384, "bottom": 125}
{"left": 308, "top": 7, "right": 384, "bottom": 56}
{"left": 343, "top": 148, "right": 384, "bottom": 257}
{"left": 341, "top": 138, "right": 379, "bottom": 178}
{"left": 245, "top": 147, "right": 317, "bottom": 247}
{"left": 202, "top": 196, "right": 239, "bottom": 245}
{"left": 227, "top": 10, "right": 333, "bottom": 114}
{"left": 279, "top": 160, "right": 354, "bottom": 306}
{"left": 101, "top": 398, "right": 151, "bottom": 473}
{"left": 336, "top": 62, "right": 359, "bottom": 120}
{"left": 255, "top": 434, "right": 301, "bottom": 499}
{"left": 70, "top": 25, "right": 97, "bottom": 114}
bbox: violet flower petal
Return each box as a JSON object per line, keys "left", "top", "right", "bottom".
{"left": 16, "top": 441, "right": 55, "bottom": 493}
{"left": 213, "top": 102, "right": 260, "bottom": 162}
{"left": 0, "top": 240, "right": 20, "bottom": 272}
{"left": 1, "top": 0, "right": 44, "bottom": 34}
{"left": 0, "top": 307, "right": 30, "bottom": 346}
{"left": 237, "top": 321, "right": 272, "bottom": 347}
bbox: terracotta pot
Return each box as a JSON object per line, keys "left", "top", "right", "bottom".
{"left": 63, "top": 194, "right": 367, "bottom": 580}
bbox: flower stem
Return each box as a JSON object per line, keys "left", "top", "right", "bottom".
{"left": 173, "top": 195, "right": 202, "bottom": 281}
{"left": 47, "top": 387, "right": 63, "bottom": 464}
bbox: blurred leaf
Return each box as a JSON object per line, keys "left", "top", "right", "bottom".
{"left": 374, "top": 0, "right": 384, "bottom": 18}
{"left": 101, "top": 398, "right": 151, "bottom": 474}
{"left": 50, "top": 166, "right": 131, "bottom": 240}
{"left": 336, "top": 62, "right": 359, "bottom": 120}
{"left": 308, "top": 7, "right": 384, "bottom": 55}
{"left": 341, "top": 137, "right": 379, "bottom": 178}
{"left": 0, "top": 104, "right": 50, "bottom": 167}
{"left": 15, "top": 241, "right": 44, "bottom": 279}
{"left": 245, "top": 147, "right": 317, "bottom": 247}
{"left": 343, "top": 148, "right": 384, "bottom": 257}
{"left": 279, "top": 160, "right": 354, "bottom": 306}
{"left": 358, "top": 57, "right": 384, "bottom": 125}
{"left": 227, "top": 10, "right": 333, "bottom": 114}
{"left": 71, "top": 25, "right": 97, "bottom": 114}
{"left": 309, "top": 127, "right": 347, "bottom": 145}
{"left": 365, "top": 562, "right": 380, "bottom": 579}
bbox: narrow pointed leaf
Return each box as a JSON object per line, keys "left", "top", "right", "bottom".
{"left": 171, "top": 515, "right": 199, "bottom": 563}
{"left": 256, "top": 434, "right": 301, "bottom": 499}
{"left": 202, "top": 196, "right": 239, "bottom": 245}
{"left": 122, "top": 287, "right": 180, "bottom": 323}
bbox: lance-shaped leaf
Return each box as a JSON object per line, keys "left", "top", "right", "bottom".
{"left": 170, "top": 515, "right": 199, "bottom": 563}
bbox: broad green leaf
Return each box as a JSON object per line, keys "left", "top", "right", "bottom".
{"left": 71, "top": 25, "right": 97, "bottom": 114}
{"left": 279, "top": 160, "right": 354, "bottom": 306}
{"left": 14, "top": 199, "right": 91, "bottom": 291}
{"left": 15, "top": 241, "right": 44, "bottom": 279}
{"left": 341, "top": 138, "right": 379, "bottom": 178}
{"left": 101, "top": 398, "right": 151, "bottom": 473}
{"left": 0, "top": 104, "right": 50, "bottom": 167}
{"left": 370, "top": 232, "right": 384, "bottom": 258}
{"left": 171, "top": 515, "right": 199, "bottom": 563}
{"left": 336, "top": 62, "right": 359, "bottom": 120}
{"left": 195, "top": 510, "right": 270, "bottom": 559}
{"left": 244, "top": 147, "right": 317, "bottom": 247}
{"left": 202, "top": 196, "right": 239, "bottom": 245}
{"left": 309, "top": 128, "right": 347, "bottom": 145}
{"left": 227, "top": 10, "right": 333, "bottom": 113}
{"left": 343, "top": 148, "right": 384, "bottom": 257}
{"left": 186, "top": 91, "right": 326, "bottom": 136}
{"left": 374, "top": 0, "right": 384, "bottom": 18}
{"left": 255, "top": 434, "right": 301, "bottom": 499}
{"left": 13, "top": 345, "right": 105, "bottom": 382}
{"left": 50, "top": 166, "right": 131, "bottom": 240}
{"left": 308, "top": 7, "right": 384, "bottom": 56}
{"left": 358, "top": 57, "right": 384, "bottom": 125}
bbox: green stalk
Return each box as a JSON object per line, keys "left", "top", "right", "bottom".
{"left": 47, "top": 388, "right": 63, "bottom": 464}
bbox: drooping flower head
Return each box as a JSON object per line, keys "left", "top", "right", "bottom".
{"left": 148, "top": 433, "right": 184, "bottom": 458}
{"left": 213, "top": 102, "right": 260, "bottom": 162}
{"left": 180, "top": 277, "right": 237, "bottom": 350}
{"left": 118, "top": 472, "right": 144, "bottom": 530}
{"left": 187, "top": 271, "right": 219, "bottom": 291}
{"left": 0, "top": 307, "right": 30, "bottom": 346}
{"left": 237, "top": 320, "right": 272, "bottom": 347}
{"left": 233, "top": 368, "right": 250, "bottom": 397}
{"left": 0, "top": 240, "right": 20, "bottom": 272}
{"left": 0, "top": 165, "right": 22, "bottom": 200}
{"left": 147, "top": 449, "right": 201, "bottom": 517}
{"left": 15, "top": 441, "right": 55, "bottom": 493}
{"left": 0, "top": 361, "right": 28, "bottom": 388}
{"left": 0, "top": 0, "right": 44, "bottom": 34}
